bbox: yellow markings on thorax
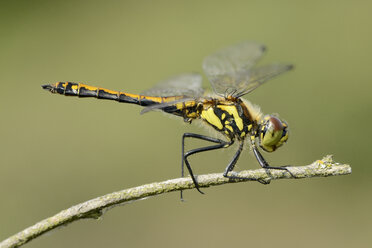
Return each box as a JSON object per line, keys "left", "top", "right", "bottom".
{"left": 224, "top": 120, "right": 233, "bottom": 132}
{"left": 200, "top": 107, "right": 223, "bottom": 130}
{"left": 217, "top": 105, "right": 244, "bottom": 131}
{"left": 247, "top": 124, "right": 253, "bottom": 131}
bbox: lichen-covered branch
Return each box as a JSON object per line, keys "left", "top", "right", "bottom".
{"left": 0, "top": 155, "right": 351, "bottom": 248}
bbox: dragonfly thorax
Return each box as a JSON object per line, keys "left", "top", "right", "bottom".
{"left": 199, "top": 98, "right": 255, "bottom": 140}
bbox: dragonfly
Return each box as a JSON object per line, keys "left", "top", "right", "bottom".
{"left": 42, "top": 41, "right": 294, "bottom": 196}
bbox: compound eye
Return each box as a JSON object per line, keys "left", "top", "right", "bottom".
{"left": 259, "top": 116, "right": 289, "bottom": 152}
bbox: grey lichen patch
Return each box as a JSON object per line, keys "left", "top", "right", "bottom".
{"left": 314, "top": 155, "right": 335, "bottom": 169}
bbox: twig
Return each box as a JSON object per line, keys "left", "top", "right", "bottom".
{"left": 0, "top": 155, "right": 351, "bottom": 248}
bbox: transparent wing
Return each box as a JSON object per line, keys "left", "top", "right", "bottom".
{"left": 202, "top": 41, "right": 293, "bottom": 97}
{"left": 140, "top": 97, "right": 195, "bottom": 115}
{"left": 141, "top": 73, "right": 204, "bottom": 97}
{"left": 214, "top": 64, "right": 293, "bottom": 98}
{"left": 202, "top": 41, "right": 266, "bottom": 95}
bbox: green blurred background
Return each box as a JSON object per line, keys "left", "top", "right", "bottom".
{"left": 1, "top": 0, "right": 371, "bottom": 247}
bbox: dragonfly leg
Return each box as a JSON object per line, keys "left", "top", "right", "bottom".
{"left": 223, "top": 141, "right": 243, "bottom": 176}
{"left": 252, "top": 146, "right": 296, "bottom": 178}
{"left": 222, "top": 141, "right": 263, "bottom": 182}
{"left": 181, "top": 133, "right": 233, "bottom": 199}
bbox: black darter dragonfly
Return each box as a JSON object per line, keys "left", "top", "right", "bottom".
{"left": 42, "top": 41, "right": 294, "bottom": 195}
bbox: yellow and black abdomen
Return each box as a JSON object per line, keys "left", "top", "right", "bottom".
{"left": 42, "top": 82, "right": 180, "bottom": 107}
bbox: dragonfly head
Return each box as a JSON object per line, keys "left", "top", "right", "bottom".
{"left": 258, "top": 115, "right": 289, "bottom": 152}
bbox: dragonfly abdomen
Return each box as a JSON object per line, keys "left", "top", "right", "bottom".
{"left": 42, "top": 82, "right": 179, "bottom": 107}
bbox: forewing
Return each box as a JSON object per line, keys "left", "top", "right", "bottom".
{"left": 233, "top": 63, "right": 294, "bottom": 97}
{"left": 202, "top": 41, "right": 266, "bottom": 95}
{"left": 141, "top": 73, "right": 204, "bottom": 97}
{"left": 140, "top": 97, "right": 194, "bottom": 115}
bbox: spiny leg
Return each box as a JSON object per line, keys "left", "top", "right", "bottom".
{"left": 181, "top": 133, "right": 233, "bottom": 199}
{"left": 222, "top": 141, "right": 263, "bottom": 182}
{"left": 223, "top": 141, "right": 244, "bottom": 178}
{"left": 252, "top": 145, "right": 295, "bottom": 178}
